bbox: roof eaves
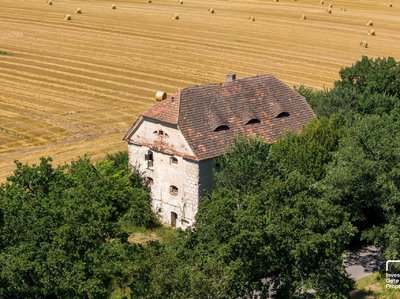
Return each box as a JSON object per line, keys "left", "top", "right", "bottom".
{"left": 123, "top": 115, "right": 144, "bottom": 141}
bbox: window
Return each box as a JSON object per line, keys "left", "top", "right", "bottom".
{"left": 144, "top": 150, "right": 154, "bottom": 168}
{"left": 214, "top": 125, "right": 230, "bottom": 132}
{"left": 154, "top": 129, "right": 169, "bottom": 138}
{"left": 276, "top": 112, "right": 290, "bottom": 118}
{"left": 145, "top": 177, "right": 154, "bottom": 186}
{"left": 245, "top": 118, "right": 260, "bottom": 125}
{"left": 170, "top": 157, "right": 178, "bottom": 164}
{"left": 169, "top": 185, "right": 178, "bottom": 196}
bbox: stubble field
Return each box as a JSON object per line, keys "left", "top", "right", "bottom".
{"left": 0, "top": 0, "right": 399, "bottom": 180}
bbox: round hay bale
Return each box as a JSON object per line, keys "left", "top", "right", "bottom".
{"left": 343, "top": 7, "right": 347, "bottom": 11}
{"left": 388, "top": 3, "right": 393, "bottom": 7}
{"left": 48, "top": 1, "right": 53, "bottom": 5}
{"left": 301, "top": 14, "right": 307, "bottom": 20}
{"left": 155, "top": 91, "right": 167, "bottom": 101}
{"left": 359, "top": 41, "right": 368, "bottom": 48}
{"left": 328, "top": 3, "right": 332, "bottom": 8}
{"left": 366, "top": 20, "right": 373, "bottom": 26}
{"left": 209, "top": 8, "right": 215, "bottom": 13}
{"left": 249, "top": 16, "right": 255, "bottom": 21}
{"left": 76, "top": 8, "right": 82, "bottom": 14}
{"left": 368, "top": 29, "right": 376, "bottom": 36}
{"left": 65, "top": 14, "right": 72, "bottom": 20}
{"left": 327, "top": 8, "right": 332, "bottom": 14}
{"left": 319, "top": 0, "right": 324, "bottom": 4}
{"left": 179, "top": 0, "right": 183, "bottom": 4}
{"left": 148, "top": 0, "right": 152, "bottom": 3}
{"left": 173, "top": 13, "right": 179, "bottom": 20}
{"left": 274, "top": 0, "right": 279, "bottom": 2}
{"left": 111, "top": 4, "right": 117, "bottom": 9}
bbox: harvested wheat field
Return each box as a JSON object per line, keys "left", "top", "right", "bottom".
{"left": 0, "top": 0, "right": 399, "bottom": 180}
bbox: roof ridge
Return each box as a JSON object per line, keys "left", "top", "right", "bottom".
{"left": 180, "top": 74, "right": 275, "bottom": 93}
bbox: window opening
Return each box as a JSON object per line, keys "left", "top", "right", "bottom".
{"left": 169, "top": 185, "right": 178, "bottom": 196}
{"left": 246, "top": 118, "right": 260, "bottom": 124}
{"left": 214, "top": 125, "right": 230, "bottom": 132}
{"left": 276, "top": 112, "right": 290, "bottom": 118}
{"left": 145, "top": 150, "right": 154, "bottom": 168}
{"left": 145, "top": 177, "right": 154, "bottom": 186}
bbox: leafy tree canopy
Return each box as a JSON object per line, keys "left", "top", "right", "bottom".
{"left": 0, "top": 153, "right": 157, "bottom": 298}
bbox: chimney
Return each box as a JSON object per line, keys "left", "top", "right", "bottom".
{"left": 226, "top": 72, "right": 236, "bottom": 83}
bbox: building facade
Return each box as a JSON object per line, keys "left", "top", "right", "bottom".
{"left": 124, "top": 73, "right": 315, "bottom": 229}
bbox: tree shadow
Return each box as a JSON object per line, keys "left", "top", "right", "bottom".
{"left": 350, "top": 289, "right": 376, "bottom": 299}
{"left": 344, "top": 246, "right": 385, "bottom": 273}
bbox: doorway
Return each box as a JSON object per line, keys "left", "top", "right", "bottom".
{"left": 171, "top": 212, "right": 177, "bottom": 228}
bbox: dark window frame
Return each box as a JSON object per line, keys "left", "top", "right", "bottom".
{"left": 170, "top": 157, "right": 178, "bottom": 164}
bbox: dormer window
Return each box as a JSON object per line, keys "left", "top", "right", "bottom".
{"left": 276, "top": 112, "right": 290, "bottom": 118}
{"left": 214, "top": 125, "right": 230, "bottom": 132}
{"left": 170, "top": 185, "right": 178, "bottom": 196}
{"left": 245, "top": 118, "right": 260, "bottom": 125}
{"left": 170, "top": 157, "right": 178, "bottom": 164}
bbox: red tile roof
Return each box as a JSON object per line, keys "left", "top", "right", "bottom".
{"left": 142, "top": 92, "right": 180, "bottom": 124}
{"left": 126, "top": 75, "right": 315, "bottom": 161}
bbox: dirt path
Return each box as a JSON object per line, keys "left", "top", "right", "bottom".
{"left": 344, "top": 246, "right": 386, "bottom": 280}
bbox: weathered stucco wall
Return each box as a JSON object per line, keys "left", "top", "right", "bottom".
{"left": 127, "top": 119, "right": 214, "bottom": 229}
{"left": 129, "top": 118, "right": 194, "bottom": 158}
{"left": 129, "top": 143, "right": 201, "bottom": 229}
{"left": 128, "top": 120, "right": 213, "bottom": 228}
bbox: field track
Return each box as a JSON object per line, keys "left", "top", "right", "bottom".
{"left": 0, "top": 0, "right": 399, "bottom": 180}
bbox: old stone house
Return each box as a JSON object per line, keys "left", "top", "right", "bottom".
{"left": 124, "top": 73, "right": 315, "bottom": 229}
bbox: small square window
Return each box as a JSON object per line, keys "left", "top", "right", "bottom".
{"left": 146, "top": 177, "right": 154, "bottom": 186}
{"left": 169, "top": 185, "right": 178, "bottom": 196}
{"left": 170, "top": 157, "right": 178, "bottom": 164}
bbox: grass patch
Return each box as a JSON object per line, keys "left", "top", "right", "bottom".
{"left": 122, "top": 224, "right": 179, "bottom": 244}
{"left": 0, "top": 51, "right": 8, "bottom": 55}
{"left": 109, "top": 287, "right": 131, "bottom": 299}
{"left": 109, "top": 226, "right": 179, "bottom": 298}
{"left": 351, "top": 273, "right": 400, "bottom": 299}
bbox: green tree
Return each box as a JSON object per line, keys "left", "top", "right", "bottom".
{"left": 270, "top": 116, "right": 341, "bottom": 181}
{"left": 214, "top": 136, "right": 272, "bottom": 195}
{"left": 0, "top": 154, "right": 156, "bottom": 298}
{"left": 320, "top": 115, "right": 400, "bottom": 232}
{"left": 336, "top": 56, "right": 400, "bottom": 98}
{"left": 144, "top": 138, "right": 355, "bottom": 298}
{"left": 299, "top": 57, "right": 400, "bottom": 118}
